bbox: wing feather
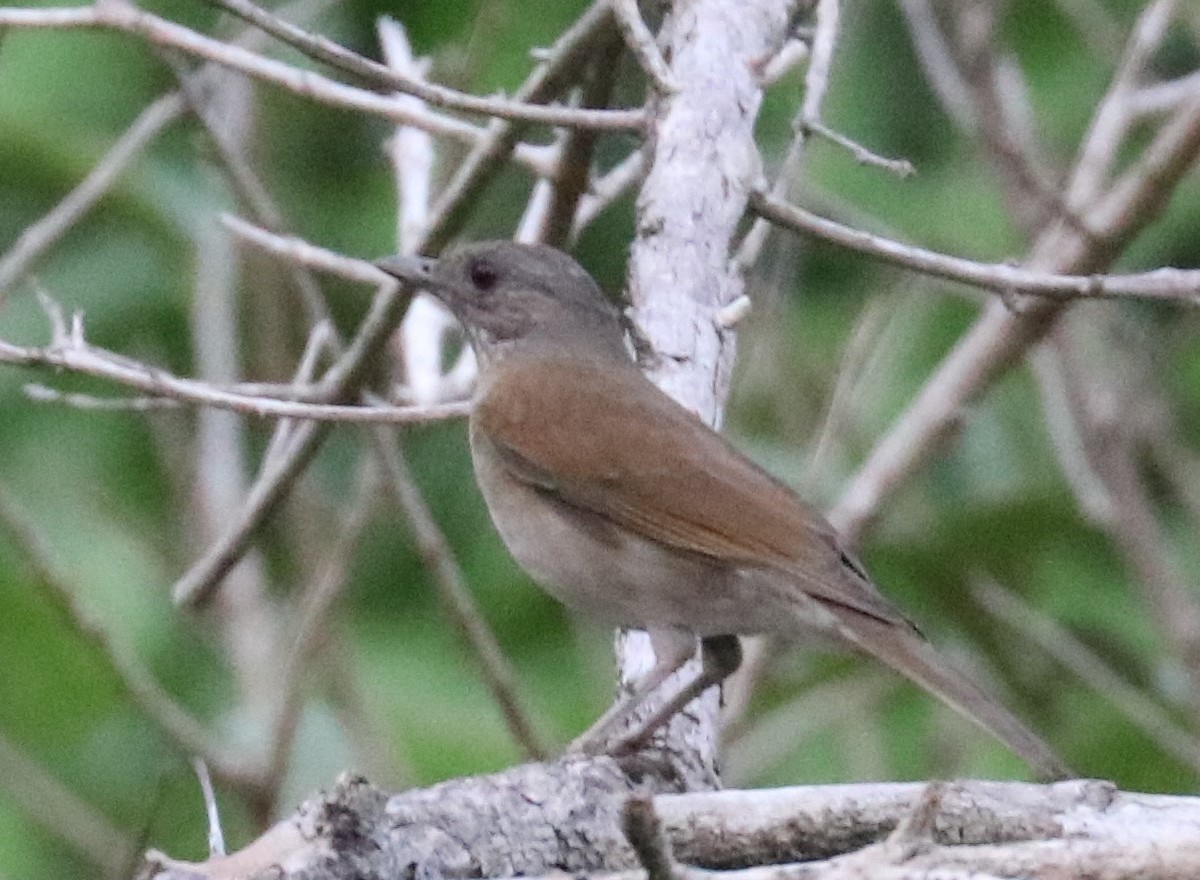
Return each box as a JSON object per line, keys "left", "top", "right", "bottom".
{"left": 474, "top": 358, "right": 901, "bottom": 624}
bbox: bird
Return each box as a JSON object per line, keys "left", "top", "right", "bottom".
{"left": 375, "top": 240, "right": 1069, "bottom": 780}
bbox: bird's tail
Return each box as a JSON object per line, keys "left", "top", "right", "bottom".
{"left": 834, "top": 610, "right": 1071, "bottom": 781}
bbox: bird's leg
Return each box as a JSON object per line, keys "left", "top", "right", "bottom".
{"left": 607, "top": 635, "right": 742, "bottom": 755}
{"left": 568, "top": 628, "right": 697, "bottom": 755}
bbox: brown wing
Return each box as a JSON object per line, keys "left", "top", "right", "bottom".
{"left": 474, "top": 357, "right": 901, "bottom": 624}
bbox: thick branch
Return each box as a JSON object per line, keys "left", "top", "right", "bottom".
{"left": 142, "top": 773, "right": 1200, "bottom": 880}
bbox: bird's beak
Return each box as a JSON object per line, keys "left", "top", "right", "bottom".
{"left": 374, "top": 254, "right": 437, "bottom": 286}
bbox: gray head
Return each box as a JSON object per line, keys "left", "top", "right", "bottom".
{"left": 375, "top": 241, "right": 629, "bottom": 366}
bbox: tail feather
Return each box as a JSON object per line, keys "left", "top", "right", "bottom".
{"left": 835, "top": 610, "right": 1070, "bottom": 781}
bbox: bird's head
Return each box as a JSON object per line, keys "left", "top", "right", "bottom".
{"left": 375, "top": 241, "right": 629, "bottom": 366}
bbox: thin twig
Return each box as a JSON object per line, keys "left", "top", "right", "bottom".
{"left": 0, "top": 3, "right": 562, "bottom": 176}
{"left": 373, "top": 434, "right": 550, "bottom": 760}
{"left": 23, "top": 383, "right": 182, "bottom": 411}
{"left": 0, "top": 732, "right": 135, "bottom": 875}
{"left": 1065, "top": 0, "right": 1176, "bottom": 211}
{"left": 828, "top": 40, "right": 1200, "bottom": 545}
{"left": 0, "top": 332, "right": 469, "bottom": 423}
{"left": 975, "top": 577, "right": 1200, "bottom": 774}
{"left": 380, "top": 16, "right": 468, "bottom": 405}
{"left": 610, "top": 0, "right": 676, "bottom": 93}
{"left": 735, "top": 0, "right": 841, "bottom": 272}
{"left": 199, "top": 0, "right": 646, "bottom": 130}
{"left": 621, "top": 797, "right": 682, "bottom": 880}
{"left": 0, "top": 483, "right": 242, "bottom": 780}
{"left": 1132, "top": 71, "right": 1200, "bottom": 116}
{"left": 263, "top": 459, "right": 380, "bottom": 800}
{"left": 802, "top": 119, "right": 916, "bottom": 177}
{"left": 571, "top": 150, "right": 646, "bottom": 238}
{"left": 191, "top": 759, "right": 227, "bottom": 858}
{"left": 758, "top": 37, "right": 809, "bottom": 86}
{"left": 799, "top": 0, "right": 838, "bottom": 125}
{"left": 171, "top": 0, "right": 616, "bottom": 609}
{"left": 750, "top": 190, "right": 1200, "bottom": 305}
{"left": 540, "top": 26, "right": 625, "bottom": 247}
{"left": 0, "top": 93, "right": 184, "bottom": 301}
{"left": 222, "top": 214, "right": 397, "bottom": 285}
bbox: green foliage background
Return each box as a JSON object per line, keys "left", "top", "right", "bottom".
{"left": 1, "top": 0, "right": 1200, "bottom": 877}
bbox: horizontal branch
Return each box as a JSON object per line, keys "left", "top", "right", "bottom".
{"left": 750, "top": 189, "right": 1200, "bottom": 306}
{"left": 0, "top": 301, "right": 468, "bottom": 424}
{"left": 143, "top": 770, "right": 1200, "bottom": 880}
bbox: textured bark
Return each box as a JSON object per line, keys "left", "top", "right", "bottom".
{"left": 614, "top": 0, "right": 800, "bottom": 785}
{"left": 142, "top": 775, "right": 1200, "bottom": 880}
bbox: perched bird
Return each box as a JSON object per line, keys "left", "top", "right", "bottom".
{"left": 376, "top": 241, "right": 1068, "bottom": 779}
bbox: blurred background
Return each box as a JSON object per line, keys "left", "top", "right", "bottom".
{"left": 2, "top": 0, "right": 1200, "bottom": 877}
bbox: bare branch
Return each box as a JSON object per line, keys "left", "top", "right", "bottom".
{"left": 23, "top": 383, "right": 182, "bottom": 411}
{"left": 572, "top": 150, "right": 646, "bottom": 237}
{"left": 142, "top": 774, "right": 1200, "bottom": 880}
{"left": 222, "top": 214, "right": 394, "bottom": 285}
{"left": 192, "top": 758, "right": 227, "bottom": 858}
{"left": 0, "top": 93, "right": 184, "bottom": 301}
{"left": 540, "top": 28, "right": 625, "bottom": 247}
{"left": 801, "top": 120, "right": 916, "bottom": 177}
{"left": 1132, "top": 71, "right": 1200, "bottom": 116}
{"left": 0, "top": 4, "right": 563, "bottom": 177}
{"left": 171, "top": 0, "right": 618, "bottom": 609}
{"left": 829, "top": 88, "right": 1200, "bottom": 543}
{"left": 373, "top": 433, "right": 550, "bottom": 761}
{"left": 263, "top": 460, "right": 380, "bottom": 799}
{"left": 799, "top": 0, "right": 839, "bottom": 125}
{"left": 0, "top": 483, "right": 241, "bottom": 780}
{"left": 975, "top": 577, "right": 1200, "bottom": 774}
{"left": 0, "top": 329, "right": 469, "bottom": 423}
{"left": 736, "top": 0, "right": 840, "bottom": 273}
{"left": 622, "top": 797, "right": 682, "bottom": 880}
{"left": 0, "top": 732, "right": 135, "bottom": 875}
{"left": 758, "top": 38, "right": 809, "bottom": 86}
{"left": 200, "top": 0, "right": 646, "bottom": 130}
{"left": 750, "top": 190, "right": 1200, "bottom": 305}
{"left": 1066, "top": 0, "right": 1176, "bottom": 207}
{"left": 610, "top": 0, "right": 676, "bottom": 93}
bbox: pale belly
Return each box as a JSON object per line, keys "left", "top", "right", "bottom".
{"left": 468, "top": 424, "right": 836, "bottom": 638}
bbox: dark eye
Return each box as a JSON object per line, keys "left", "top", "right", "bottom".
{"left": 468, "top": 258, "right": 498, "bottom": 290}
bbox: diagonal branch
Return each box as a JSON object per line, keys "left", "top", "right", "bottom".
{"left": 829, "top": 92, "right": 1200, "bottom": 545}
{"left": 170, "top": 0, "right": 618, "bottom": 609}
{"left": 199, "top": 0, "right": 646, "bottom": 131}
